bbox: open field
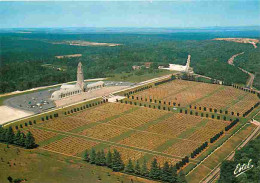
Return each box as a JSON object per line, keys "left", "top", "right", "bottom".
{"left": 51, "top": 40, "right": 121, "bottom": 47}
{"left": 214, "top": 38, "right": 259, "bottom": 48}
{"left": 107, "top": 70, "right": 176, "bottom": 83}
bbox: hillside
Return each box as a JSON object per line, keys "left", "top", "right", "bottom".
{"left": 0, "top": 32, "right": 259, "bottom": 93}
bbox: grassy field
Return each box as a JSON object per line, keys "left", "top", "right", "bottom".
{"left": 254, "top": 112, "right": 260, "bottom": 121}
{"left": 107, "top": 70, "right": 175, "bottom": 83}
{"left": 2, "top": 79, "right": 259, "bottom": 183}
{"left": 0, "top": 143, "right": 155, "bottom": 183}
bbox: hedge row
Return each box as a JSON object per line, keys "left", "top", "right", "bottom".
{"left": 225, "top": 119, "right": 239, "bottom": 131}
{"left": 243, "top": 102, "right": 259, "bottom": 117}
{"left": 124, "top": 85, "right": 152, "bottom": 97}
{"left": 191, "top": 142, "right": 208, "bottom": 158}
{"left": 210, "top": 131, "right": 224, "bottom": 143}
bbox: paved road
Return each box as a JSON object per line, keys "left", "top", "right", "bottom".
{"left": 228, "top": 52, "right": 244, "bottom": 65}
{"left": 238, "top": 67, "right": 255, "bottom": 89}
{"left": 226, "top": 52, "right": 255, "bottom": 89}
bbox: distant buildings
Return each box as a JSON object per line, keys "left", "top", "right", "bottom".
{"left": 132, "top": 62, "right": 153, "bottom": 70}
{"left": 144, "top": 62, "right": 152, "bottom": 68}
{"left": 51, "top": 62, "right": 104, "bottom": 100}
{"left": 159, "top": 55, "right": 192, "bottom": 73}
{"left": 132, "top": 65, "right": 141, "bottom": 70}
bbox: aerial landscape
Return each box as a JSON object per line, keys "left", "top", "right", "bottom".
{"left": 0, "top": 1, "right": 260, "bottom": 183}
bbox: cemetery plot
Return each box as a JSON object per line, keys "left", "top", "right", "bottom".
{"left": 21, "top": 128, "right": 58, "bottom": 144}
{"left": 133, "top": 80, "right": 198, "bottom": 101}
{"left": 119, "top": 131, "right": 171, "bottom": 150}
{"left": 40, "top": 117, "right": 93, "bottom": 132}
{"left": 78, "top": 123, "right": 130, "bottom": 141}
{"left": 106, "top": 114, "right": 152, "bottom": 129}
{"left": 147, "top": 155, "right": 180, "bottom": 167}
{"left": 194, "top": 87, "right": 246, "bottom": 112}
{"left": 228, "top": 93, "right": 259, "bottom": 114}
{"left": 163, "top": 140, "right": 201, "bottom": 157}
{"left": 164, "top": 83, "right": 221, "bottom": 106}
{"left": 72, "top": 108, "right": 119, "bottom": 122}
{"left": 94, "top": 103, "right": 135, "bottom": 114}
{"left": 127, "top": 107, "right": 169, "bottom": 120}
{"left": 107, "top": 107, "right": 169, "bottom": 129}
{"left": 146, "top": 113, "right": 203, "bottom": 138}
{"left": 42, "top": 136, "right": 98, "bottom": 156}
{"left": 186, "top": 120, "right": 230, "bottom": 142}
{"left": 129, "top": 80, "right": 258, "bottom": 116}
{"left": 104, "top": 145, "right": 145, "bottom": 163}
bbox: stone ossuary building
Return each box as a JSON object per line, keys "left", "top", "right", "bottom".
{"left": 51, "top": 62, "right": 104, "bottom": 100}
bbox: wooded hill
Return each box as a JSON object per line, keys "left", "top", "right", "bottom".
{"left": 0, "top": 33, "right": 259, "bottom": 93}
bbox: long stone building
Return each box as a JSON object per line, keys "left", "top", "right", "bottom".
{"left": 51, "top": 62, "right": 104, "bottom": 100}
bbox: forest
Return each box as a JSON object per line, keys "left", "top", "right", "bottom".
{"left": 0, "top": 32, "right": 259, "bottom": 93}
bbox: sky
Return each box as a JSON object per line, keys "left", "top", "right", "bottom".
{"left": 1, "top": 0, "right": 260, "bottom": 28}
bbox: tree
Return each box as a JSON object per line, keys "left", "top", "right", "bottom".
{"left": 169, "top": 164, "right": 178, "bottom": 183}
{"left": 6, "top": 127, "right": 15, "bottom": 144}
{"left": 25, "top": 131, "right": 35, "bottom": 149}
{"left": 141, "top": 159, "right": 149, "bottom": 177}
{"left": 0, "top": 127, "right": 7, "bottom": 142}
{"left": 149, "top": 158, "right": 161, "bottom": 180}
{"left": 95, "top": 151, "right": 102, "bottom": 165}
{"left": 135, "top": 160, "right": 141, "bottom": 175}
{"left": 125, "top": 159, "right": 135, "bottom": 173}
{"left": 90, "top": 148, "right": 96, "bottom": 164}
{"left": 177, "top": 170, "right": 187, "bottom": 183}
{"left": 100, "top": 149, "right": 106, "bottom": 166}
{"left": 161, "top": 161, "right": 171, "bottom": 182}
{"left": 83, "top": 150, "right": 90, "bottom": 162}
{"left": 111, "top": 149, "right": 124, "bottom": 172}
{"left": 106, "top": 150, "right": 112, "bottom": 168}
{"left": 14, "top": 130, "right": 21, "bottom": 145}
{"left": 7, "top": 176, "right": 13, "bottom": 183}
{"left": 19, "top": 132, "right": 26, "bottom": 147}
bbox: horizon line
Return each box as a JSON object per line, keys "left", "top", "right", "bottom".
{"left": 1, "top": 25, "right": 260, "bottom": 29}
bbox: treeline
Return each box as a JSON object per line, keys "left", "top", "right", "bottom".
{"left": 0, "top": 127, "right": 36, "bottom": 149}
{"left": 210, "top": 131, "right": 224, "bottom": 143}
{"left": 225, "top": 119, "right": 239, "bottom": 131}
{"left": 83, "top": 148, "right": 187, "bottom": 183}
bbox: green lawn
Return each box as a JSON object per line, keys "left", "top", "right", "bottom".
{"left": 107, "top": 70, "right": 176, "bottom": 83}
